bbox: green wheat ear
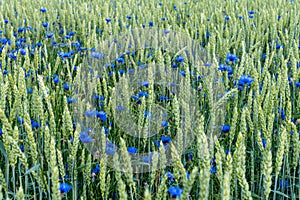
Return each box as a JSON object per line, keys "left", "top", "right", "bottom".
{"left": 50, "top": 136, "right": 60, "bottom": 200}
{"left": 234, "top": 132, "right": 252, "bottom": 200}
{"left": 0, "top": 185, "right": 3, "bottom": 200}
{"left": 16, "top": 186, "right": 24, "bottom": 200}
{"left": 144, "top": 187, "right": 151, "bottom": 200}
{"left": 223, "top": 152, "right": 232, "bottom": 200}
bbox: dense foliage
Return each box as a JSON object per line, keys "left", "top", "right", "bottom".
{"left": 0, "top": 0, "right": 299, "bottom": 199}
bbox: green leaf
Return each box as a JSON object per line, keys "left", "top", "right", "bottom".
{"left": 0, "top": 141, "right": 7, "bottom": 158}
{"left": 271, "top": 190, "right": 290, "bottom": 199}
{"left": 25, "top": 164, "right": 40, "bottom": 175}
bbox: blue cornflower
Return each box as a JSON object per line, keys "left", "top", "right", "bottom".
{"left": 40, "top": 8, "right": 47, "bottom": 13}
{"left": 262, "top": 139, "right": 266, "bottom": 149}
{"left": 131, "top": 95, "right": 140, "bottom": 101}
{"left": 172, "top": 63, "right": 178, "bottom": 68}
{"left": 63, "top": 51, "right": 74, "bottom": 58}
{"left": 20, "top": 144, "right": 24, "bottom": 152}
{"left": 42, "top": 22, "right": 48, "bottom": 28}
{"left": 141, "top": 81, "right": 149, "bottom": 87}
{"left": 225, "top": 16, "right": 230, "bottom": 21}
{"left": 144, "top": 111, "right": 152, "bottom": 118}
{"left": 280, "top": 109, "right": 285, "bottom": 120}
{"left": 119, "top": 69, "right": 125, "bottom": 75}
{"left": 159, "top": 96, "right": 168, "bottom": 101}
{"left": 166, "top": 172, "right": 175, "bottom": 184}
{"left": 278, "top": 15, "right": 282, "bottom": 20}
{"left": 53, "top": 77, "right": 59, "bottom": 84}
{"left": 94, "top": 95, "right": 105, "bottom": 101}
{"left": 31, "top": 119, "right": 40, "bottom": 129}
{"left": 168, "top": 186, "right": 183, "bottom": 198}
{"left": 84, "top": 110, "right": 98, "bottom": 118}
{"left": 18, "top": 116, "right": 24, "bottom": 124}
{"left": 210, "top": 166, "right": 217, "bottom": 174}
{"left": 294, "top": 82, "right": 300, "bottom": 88}
{"left": 153, "top": 140, "right": 161, "bottom": 148}
{"left": 94, "top": 94, "right": 101, "bottom": 100}
{"left": 65, "top": 35, "right": 71, "bottom": 39}
{"left": 148, "top": 21, "right": 154, "bottom": 27}
{"left": 91, "top": 51, "right": 104, "bottom": 59}
{"left": 248, "top": 10, "right": 255, "bottom": 15}
{"left": 80, "top": 132, "right": 93, "bottom": 143}
{"left": 226, "top": 53, "right": 238, "bottom": 62}
{"left": 276, "top": 43, "right": 283, "bottom": 49}
{"left": 4, "top": 19, "right": 9, "bottom": 24}
{"left": 116, "top": 57, "right": 124, "bottom": 63}
{"left": 96, "top": 111, "right": 107, "bottom": 121}
{"left": 8, "top": 52, "right": 16, "bottom": 60}
{"left": 117, "top": 105, "right": 124, "bottom": 111}
{"left": 18, "top": 27, "right": 25, "bottom": 33}
{"left": 63, "top": 83, "right": 69, "bottom": 91}
{"left": 59, "top": 183, "right": 72, "bottom": 194}
{"left": 36, "top": 42, "right": 43, "bottom": 47}
{"left": 142, "top": 153, "right": 153, "bottom": 163}
{"left": 127, "top": 147, "right": 137, "bottom": 155}
{"left": 218, "top": 64, "right": 233, "bottom": 75}
{"left": 279, "top": 180, "right": 289, "bottom": 189}
{"left": 27, "top": 88, "right": 33, "bottom": 94}
{"left": 176, "top": 56, "right": 184, "bottom": 62}
{"left": 72, "top": 41, "right": 80, "bottom": 48}
{"left": 287, "top": 75, "right": 295, "bottom": 84}
{"left": 210, "top": 158, "right": 217, "bottom": 173}
{"left": 161, "top": 136, "right": 171, "bottom": 143}
{"left": 238, "top": 75, "right": 253, "bottom": 90}
{"left": 92, "top": 164, "right": 100, "bottom": 173}
{"left": 249, "top": 15, "right": 254, "bottom": 19}
{"left": 106, "top": 146, "right": 115, "bottom": 155}
{"left": 180, "top": 70, "right": 186, "bottom": 77}
{"left": 105, "top": 18, "right": 111, "bottom": 23}
{"left": 186, "top": 172, "right": 190, "bottom": 179}
{"left": 106, "top": 141, "right": 116, "bottom": 155}
{"left": 104, "top": 127, "right": 110, "bottom": 134}
{"left": 161, "top": 121, "right": 168, "bottom": 127}
{"left": 221, "top": 125, "right": 230, "bottom": 133}
{"left": 138, "top": 91, "right": 148, "bottom": 98}
{"left": 184, "top": 152, "right": 193, "bottom": 161}
{"left": 67, "top": 97, "right": 76, "bottom": 104}
{"left": 46, "top": 33, "right": 54, "bottom": 38}
{"left": 19, "top": 48, "right": 26, "bottom": 56}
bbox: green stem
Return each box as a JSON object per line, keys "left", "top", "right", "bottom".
{"left": 5, "top": 159, "right": 9, "bottom": 199}
{"left": 12, "top": 167, "right": 15, "bottom": 200}
{"left": 273, "top": 175, "right": 278, "bottom": 200}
